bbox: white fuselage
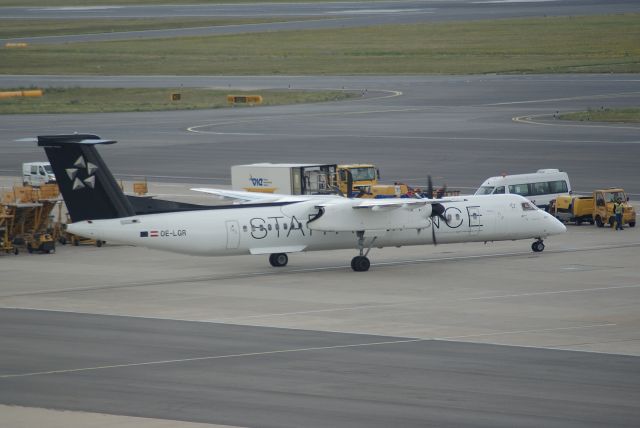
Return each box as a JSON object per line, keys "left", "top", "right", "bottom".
{"left": 66, "top": 194, "right": 566, "bottom": 257}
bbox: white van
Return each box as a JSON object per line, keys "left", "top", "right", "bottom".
{"left": 474, "top": 169, "right": 571, "bottom": 210}
{"left": 22, "top": 162, "right": 56, "bottom": 186}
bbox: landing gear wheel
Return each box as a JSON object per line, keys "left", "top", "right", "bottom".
{"left": 269, "top": 253, "right": 288, "bottom": 267}
{"left": 531, "top": 240, "right": 545, "bottom": 253}
{"left": 351, "top": 256, "right": 370, "bottom": 272}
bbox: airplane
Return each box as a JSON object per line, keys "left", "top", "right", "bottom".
{"left": 29, "top": 134, "right": 566, "bottom": 272}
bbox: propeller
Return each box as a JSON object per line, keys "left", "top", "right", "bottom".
{"left": 425, "top": 175, "right": 448, "bottom": 245}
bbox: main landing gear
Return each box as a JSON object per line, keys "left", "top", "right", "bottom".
{"left": 351, "top": 231, "right": 377, "bottom": 272}
{"left": 531, "top": 239, "right": 545, "bottom": 253}
{"left": 269, "top": 252, "right": 288, "bottom": 267}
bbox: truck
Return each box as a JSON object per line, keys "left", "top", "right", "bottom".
{"left": 22, "top": 162, "right": 56, "bottom": 187}
{"left": 550, "top": 188, "right": 636, "bottom": 228}
{"left": 231, "top": 163, "right": 418, "bottom": 198}
{"left": 231, "top": 163, "right": 337, "bottom": 195}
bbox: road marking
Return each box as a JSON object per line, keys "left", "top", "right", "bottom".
{"left": 2, "top": 242, "right": 640, "bottom": 299}
{"left": 0, "top": 323, "right": 616, "bottom": 379}
{"left": 0, "top": 337, "right": 424, "bottom": 379}
{"left": 467, "top": 284, "right": 640, "bottom": 301}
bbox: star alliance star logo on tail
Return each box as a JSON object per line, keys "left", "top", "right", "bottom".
{"left": 66, "top": 155, "right": 98, "bottom": 191}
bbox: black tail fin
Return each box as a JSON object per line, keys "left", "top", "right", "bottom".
{"left": 38, "top": 134, "right": 135, "bottom": 222}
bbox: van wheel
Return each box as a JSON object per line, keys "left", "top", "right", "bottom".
{"left": 595, "top": 216, "right": 604, "bottom": 227}
{"left": 608, "top": 217, "right": 615, "bottom": 227}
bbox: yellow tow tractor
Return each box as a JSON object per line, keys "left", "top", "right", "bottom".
{"left": 25, "top": 232, "right": 55, "bottom": 254}
{"left": 593, "top": 188, "right": 635, "bottom": 228}
{"left": 336, "top": 164, "right": 413, "bottom": 198}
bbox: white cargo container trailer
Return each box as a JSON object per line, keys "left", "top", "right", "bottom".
{"left": 231, "top": 163, "right": 337, "bottom": 195}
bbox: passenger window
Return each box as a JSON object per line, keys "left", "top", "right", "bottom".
{"left": 31, "top": 166, "right": 37, "bottom": 174}
{"left": 242, "top": 226, "right": 248, "bottom": 232}
{"left": 509, "top": 184, "right": 529, "bottom": 196}
{"left": 549, "top": 180, "right": 568, "bottom": 193}
{"left": 531, "top": 182, "right": 550, "bottom": 196}
{"left": 495, "top": 186, "right": 505, "bottom": 194}
{"left": 268, "top": 224, "right": 272, "bottom": 231}
{"left": 284, "top": 224, "right": 288, "bottom": 230}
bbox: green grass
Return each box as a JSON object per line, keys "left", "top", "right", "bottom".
{"left": 0, "top": 18, "right": 311, "bottom": 39}
{"left": 559, "top": 107, "right": 640, "bottom": 123}
{"left": 0, "top": 87, "right": 358, "bottom": 114}
{"left": 1, "top": 14, "right": 639, "bottom": 75}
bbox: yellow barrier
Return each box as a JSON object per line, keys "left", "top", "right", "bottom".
{"left": 170, "top": 93, "right": 181, "bottom": 101}
{"left": 5, "top": 42, "right": 28, "bottom": 48}
{"left": 0, "top": 89, "right": 43, "bottom": 99}
{"left": 227, "top": 95, "right": 263, "bottom": 105}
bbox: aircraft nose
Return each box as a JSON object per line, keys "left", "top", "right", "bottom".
{"left": 547, "top": 214, "right": 567, "bottom": 235}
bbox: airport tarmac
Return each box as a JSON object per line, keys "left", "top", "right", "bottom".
{"left": 1, "top": 192, "right": 639, "bottom": 426}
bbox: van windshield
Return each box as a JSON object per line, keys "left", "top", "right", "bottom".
{"left": 44, "top": 165, "right": 53, "bottom": 174}
{"left": 475, "top": 186, "right": 495, "bottom": 195}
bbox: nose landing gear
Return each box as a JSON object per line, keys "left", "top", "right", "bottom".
{"left": 531, "top": 239, "right": 545, "bottom": 253}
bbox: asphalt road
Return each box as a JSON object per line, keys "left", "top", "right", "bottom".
{"left": 1, "top": 308, "right": 638, "bottom": 428}
{"left": 2, "top": 0, "right": 638, "bottom": 44}
{"left": 1, "top": 74, "right": 639, "bottom": 195}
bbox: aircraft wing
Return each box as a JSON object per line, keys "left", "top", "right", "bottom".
{"left": 191, "top": 188, "right": 289, "bottom": 203}
{"left": 191, "top": 187, "right": 342, "bottom": 204}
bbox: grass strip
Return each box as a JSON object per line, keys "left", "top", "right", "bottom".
{"left": 1, "top": 14, "right": 639, "bottom": 75}
{"left": 0, "top": 87, "right": 358, "bottom": 114}
{"left": 559, "top": 107, "right": 640, "bottom": 123}
{"left": 0, "top": 18, "right": 312, "bottom": 39}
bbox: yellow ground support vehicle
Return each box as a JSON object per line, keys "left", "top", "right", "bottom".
{"left": 25, "top": 232, "right": 55, "bottom": 254}
{"left": 336, "top": 164, "right": 412, "bottom": 198}
{"left": 550, "top": 195, "right": 595, "bottom": 225}
{"left": 593, "top": 188, "right": 635, "bottom": 228}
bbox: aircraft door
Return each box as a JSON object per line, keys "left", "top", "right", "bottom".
{"left": 225, "top": 220, "right": 240, "bottom": 249}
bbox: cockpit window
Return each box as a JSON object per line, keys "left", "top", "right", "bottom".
{"left": 495, "top": 186, "right": 505, "bottom": 194}
{"left": 521, "top": 202, "right": 536, "bottom": 211}
{"left": 476, "top": 186, "right": 495, "bottom": 195}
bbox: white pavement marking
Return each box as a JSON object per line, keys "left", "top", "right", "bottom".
{"left": 0, "top": 323, "right": 616, "bottom": 379}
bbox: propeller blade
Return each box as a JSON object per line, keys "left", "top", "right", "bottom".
{"left": 427, "top": 175, "right": 434, "bottom": 199}
{"left": 431, "top": 218, "right": 437, "bottom": 245}
{"left": 346, "top": 169, "right": 353, "bottom": 198}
